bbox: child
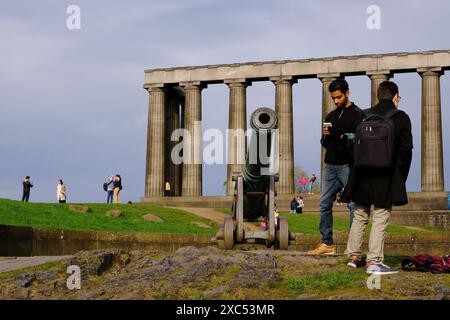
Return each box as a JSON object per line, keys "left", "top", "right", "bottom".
{"left": 260, "top": 218, "right": 267, "bottom": 231}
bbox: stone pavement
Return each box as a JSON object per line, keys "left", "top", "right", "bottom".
{"left": 0, "top": 256, "right": 73, "bottom": 273}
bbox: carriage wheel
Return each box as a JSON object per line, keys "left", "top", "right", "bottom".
{"left": 277, "top": 217, "right": 289, "bottom": 250}
{"left": 224, "top": 216, "right": 235, "bottom": 250}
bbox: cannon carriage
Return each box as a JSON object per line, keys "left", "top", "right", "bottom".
{"left": 213, "top": 108, "right": 293, "bottom": 250}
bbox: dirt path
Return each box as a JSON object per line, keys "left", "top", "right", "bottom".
{"left": 0, "top": 256, "right": 73, "bottom": 273}
{"left": 174, "top": 207, "right": 260, "bottom": 231}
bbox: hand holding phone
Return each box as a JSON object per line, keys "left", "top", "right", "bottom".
{"left": 323, "top": 122, "right": 332, "bottom": 136}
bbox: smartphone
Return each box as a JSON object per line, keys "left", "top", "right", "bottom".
{"left": 323, "top": 122, "right": 332, "bottom": 128}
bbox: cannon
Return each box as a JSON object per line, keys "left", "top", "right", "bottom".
{"left": 213, "top": 107, "right": 293, "bottom": 250}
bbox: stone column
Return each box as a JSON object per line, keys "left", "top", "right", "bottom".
{"left": 225, "top": 79, "right": 248, "bottom": 196}
{"left": 272, "top": 76, "right": 296, "bottom": 195}
{"left": 419, "top": 68, "right": 444, "bottom": 192}
{"left": 144, "top": 85, "right": 166, "bottom": 197}
{"left": 165, "top": 87, "right": 183, "bottom": 196}
{"left": 367, "top": 71, "right": 391, "bottom": 107}
{"left": 180, "top": 82, "right": 204, "bottom": 196}
{"left": 318, "top": 73, "right": 340, "bottom": 188}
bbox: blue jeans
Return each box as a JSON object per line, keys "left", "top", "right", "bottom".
{"left": 107, "top": 190, "right": 114, "bottom": 203}
{"left": 309, "top": 182, "right": 314, "bottom": 193}
{"left": 319, "top": 164, "right": 355, "bottom": 245}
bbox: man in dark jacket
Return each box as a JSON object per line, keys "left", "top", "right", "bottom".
{"left": 22, "top": 176, "right": 33, "bottom": 202}
{"left": 343, "top": 81, "right": 413, "bottom": 274}
{"left": 308, "top": 79, "right": 364, "bottom": 255}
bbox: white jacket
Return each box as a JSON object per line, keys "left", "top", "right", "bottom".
{"left": 57, "top": 184, "right": 66, "bottom": 201}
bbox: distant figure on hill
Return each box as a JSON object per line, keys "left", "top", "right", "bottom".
{"left": 57, "top": 179, "right": 67, "bottom": 203}
{"left": 308, "top": 174, "right": 317, "bottom": 194}
{"left": 113, "top": 174, "right": 123, "bottom": 204}
{"left": 104, "top": 175, "right": 115, "bottom": 203}
{"left": 22, "top": 176, "right": 33, "bottom": 202}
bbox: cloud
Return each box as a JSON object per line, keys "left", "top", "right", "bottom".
{"left": 1, "top": 0, "right": 449, "bottom": 202}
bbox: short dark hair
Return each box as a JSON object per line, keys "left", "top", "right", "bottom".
{"left": 377, "top": 81, "right": 399, "bottom": 100}
{"left": 328, "top": 79, "right": 349, "bottom": 94}
{"left": 25, "top": 176, "right": 30, "bottom": 179}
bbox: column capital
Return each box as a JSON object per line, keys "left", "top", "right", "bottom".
{"left": 317, "top": 73, "right": 341, "bottom": 82}
{"left": 417, "top": 67, "right": 443, "bottom": 77}
{"left": 179, "top": 81, "right": 207, "bottom": 90}
{"left": 224, "top": 78, "right": 251, "bottom": 88}
{"left": 143, "top": 83, "right": 165, "bottom": 92}
{"left": 270, "top": 76, "right": 297, "bottom": 85}
{"left": 366, "top": 70, "right": 392, "bottom": 79}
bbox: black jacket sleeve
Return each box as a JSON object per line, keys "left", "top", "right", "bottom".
{"left": 397, "top": 113, "right": 413, "bottom": 180}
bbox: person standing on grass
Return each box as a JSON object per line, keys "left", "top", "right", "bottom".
{"left": 57, "top": 179, "right": 67, "bottom": 203}
{"left": 343, "top": 81, "right": 412, "bottom": 275}
{"left": 299, "top": 176, "right": 308, "bottom": 194}
{"left": 22, "top": 176, "right": 33, "bottom": 202}
{"left": 307, "top": 79, "right": 364, "bottom": 256}
{"left": 113, "top": 174, "right": 123, "bottom": 204}
{"left": 105, "top": 175, "right": 115, "bottom": 204}
{"left": 308, "top": 174, "right": 317, "bottom": 194}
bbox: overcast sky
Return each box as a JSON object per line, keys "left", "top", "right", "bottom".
{"left": 1, "top": 0, "right": 449, "bottom": 203}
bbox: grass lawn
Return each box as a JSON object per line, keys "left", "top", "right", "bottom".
{"left": 0, "top": 198, "right": 216, "bottom": 234}
{"left": 215, "top": 208, "right": 443, "bottom": 235}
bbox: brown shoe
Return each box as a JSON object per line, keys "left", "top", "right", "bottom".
{"left": 307, "top": 243, "right": 336, "bottom": 255}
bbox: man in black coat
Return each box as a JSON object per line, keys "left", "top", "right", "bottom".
{"left": 343, "top": 81, "right": 413, "bottom": 275}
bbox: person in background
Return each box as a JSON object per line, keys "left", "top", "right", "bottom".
{"left": 299, "top": 176, "right": 308, "bottom": 194}
{"left": 296, "top": 196, "right": 304, "bottom": 214}
{"left": 57, "top": 179, "right": 67, "bottom": 203}
{"left": 308, "top": 174, "right": 317, "bottom": 194}
{"left": 22, "top": 176, "right": 33, "bottom": 202}
{"left": 113, "top": 174, "right": 123, "bottom": 204}
{"left": 106, "top": 175, "right": 115, "bottom": 204}
{"left": 290, "top": 196, "right": 299, "bottom": 213}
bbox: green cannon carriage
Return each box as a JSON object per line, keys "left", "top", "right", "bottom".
{"left": 213, "top": 107, "right": 293, "bottom": 250}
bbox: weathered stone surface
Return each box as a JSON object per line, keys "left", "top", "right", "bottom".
{"left": 191, "top": 221, "right": 211, "bottom": 229}
{"left": 69, "top": 250, "right": 116, "bottom": 276}
{"left": 106, "top": 210, "right": 122, "bottom": 218}
{"left": 143, "top": 214, "right": 163, "bottom": 223}
{"left": 68, "top": 205, "right": 90, "bottom": 213}
{"left": 12, "top": 273, "right": 36, "bottom": 288}
{"left": 1, "top": 246, "right": 450, "bottom": 300}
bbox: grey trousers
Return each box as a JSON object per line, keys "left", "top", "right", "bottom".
{"left": 346, "top": 204, "right": 392, "bottom": 263}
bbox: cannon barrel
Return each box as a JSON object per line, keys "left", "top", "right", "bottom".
{"left": 241, "top": 107, "right": 278, "bottom": 220}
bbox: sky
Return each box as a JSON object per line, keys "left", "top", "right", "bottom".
{"left": 0, "top": 0, "right": 449, "bottom": 203}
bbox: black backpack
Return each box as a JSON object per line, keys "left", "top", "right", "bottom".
{"left": 103, "top": 182, "right": 108, "bottom": 191}
{"left": 353, "top": 109, "right": 399, "bottom": 169}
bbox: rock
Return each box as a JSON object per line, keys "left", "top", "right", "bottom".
{"left": 69, "top": 205, "right": 90, "bottom": 213}
{"left": 191, "top": 222, "right": 211, "bottom": 229}
{"left": 106, "top": 210, "right": 122, "bottom": 218}
{"left": 202, "top": 285, "right": 228, "bottom": 299}
{"left": 13, "top": 273, "right": 36, "bottom": 288}
{"left": 296, "top": 293, "right": 319, "bottom": 300}
{"left": 143, "top": 214, "right": 163, "bottom": 223}
{"left": 70, "top": 250, "right": 116, "bottom": 276}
